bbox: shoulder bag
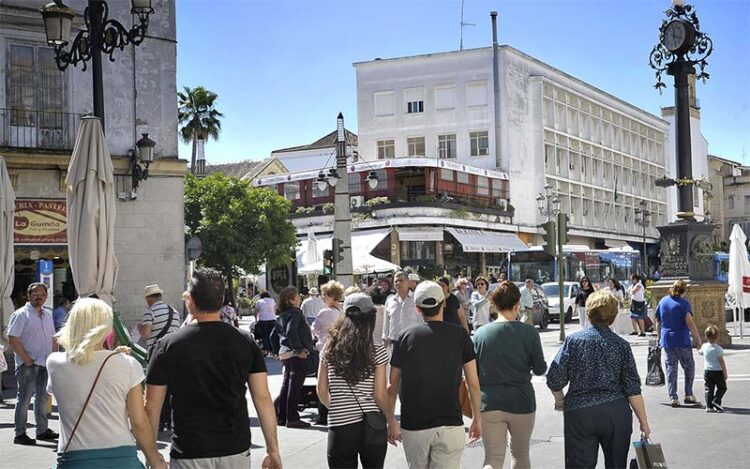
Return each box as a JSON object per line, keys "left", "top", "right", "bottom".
{"left": 59, "top": 351, "right": 121, "bottom": 460}
{"left": 148, "top": 305, "right": 177, "bottom": 355}
{"left": 345, "top": 379, "right": 387, "bottom": 446}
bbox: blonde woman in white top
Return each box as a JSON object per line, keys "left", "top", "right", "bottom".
{"left": 46, "top": 298, "right": 165, "bottom": 469}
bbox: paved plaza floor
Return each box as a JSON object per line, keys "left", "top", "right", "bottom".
{"left": 2, "top": 321, "right": 749, "bottom": 468}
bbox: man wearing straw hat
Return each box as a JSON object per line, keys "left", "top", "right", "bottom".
{"left": 139, "top": 284, "right": 179, "bottom": 352}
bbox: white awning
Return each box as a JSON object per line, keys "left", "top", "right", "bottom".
{"left": 604, "top": 238, "right": 629, "bottom": 249}
{"left": 446, "top": 228, "right": 527, "bottom": 253}
{"left": 296, "top": 228, "right": 391, "bottom": 274}
{"left": 397, "top": 227, "right": 444, "bottom": 241}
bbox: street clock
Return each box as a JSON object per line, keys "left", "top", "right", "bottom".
{"left": 662, "top": 20, "right": 695, "bottom": 54}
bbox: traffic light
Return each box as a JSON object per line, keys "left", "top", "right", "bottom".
{"left": 333, "top": 238, "right": 345, "bottom": 263}
{"left": 323, "top": 249, "right": 334, "bottom": 276}
{"left": 558, "top": 212, "right": 569, "bottom": 246}
{"left": 541, "top": 220, "right": 557, "bottom": 256}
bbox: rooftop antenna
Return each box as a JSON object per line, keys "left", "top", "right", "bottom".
{"left": 460, "top": 0, "right": 475, "bottom": 50}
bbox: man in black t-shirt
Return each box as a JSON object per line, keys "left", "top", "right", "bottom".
{"left": 388, "top": 281, "right": 482, "bottom": 468}
{"left": 145, "top": 269, "right": 282, "bottom": 469}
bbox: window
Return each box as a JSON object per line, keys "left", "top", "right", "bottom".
{"left": 438, "top": 134, "right": 457, "bottom": 159}
{"left": 456, "top": 172, "right": 470, "bottom": 184}
{"left": 491, "top": 179, "right": 503, "bottom": 198}
{"left": 407, "top": 101, "right": 424, "bottom": 113}
{"left": 8, "top": 44, "right": 65, "bottom": 126}
{"left": 374, "top": 169, "right": 389, "bottom": 190}
{"left": 745, "top": 196, "right": 750, "bottom": 215}
{"left": 435, "top": 85, "right": 456, "bottom": 110}
{"left": 728, "top": 195, "right": 734, "bottom": 209}
{"left": 374, "top": 91, "right": 394, "bottom": 116}
{"left": 477, "top": 176, "right": 490, "bottom": 196}
{"left": 349, "top": 173, "right": 362, "bottom": 194}
{"left": 377, "top": 139, "right": 395, "bottom": 159}
{"left": 313, "top": 181, "right": 329, "bottom": 198}
{"left": 466, "top": 81, "right": 488, "bottom": 107}
{"left": 283, "top": 182, "right": 300, "bottom": 200}
{"left": 470, "top": 131, "right": 489, "bottom": 156}
{"left": 440, "top": 169, "right": 454, "bottom": 181}
{"left": 407, "top": 136, "right": 425, "bottom": 157}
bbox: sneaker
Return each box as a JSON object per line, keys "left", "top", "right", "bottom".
{"left": 670, "top": 399, "right": 681, "bottom": 408}
{"left": 706, "top": 406, "right": 715, "bottom": 413}
{"left": 629, "top": 332, "right": 639, "bottom": 336}
{"left": 13, "top": 434, "right": 36, "bottom": 445}
{"left": 684, "top": 396, "right": 700, "bottom": 405}
{"left": 639, "top": 332, "right": 646, "bottom": 337}
{"left": 712, "top": 401, "right": 725, "bottom": 413}
{"left": 286, "top": 420, "right": 311, "bottom": 429}
{"left": 36, "top": 429, "right": 59, "bottom": 441}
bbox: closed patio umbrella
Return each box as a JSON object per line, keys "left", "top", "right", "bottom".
{"left": 0, "top": 156, "right": 15, "bottom": 333}
{"left": 727, "top": 224, "right": 750, "bottom": 339}
{"left": 66, "top": 116, "right": 118, "bottom": 305}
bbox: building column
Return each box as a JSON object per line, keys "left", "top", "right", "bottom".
{"left": 390, "top": 230, "right": 400, "bottom": 266}
{"left": 480, "top": 253, "right": 487, "bottom": 276}
{"left": 435, "top": 241, "right": 444, "bottom": 267}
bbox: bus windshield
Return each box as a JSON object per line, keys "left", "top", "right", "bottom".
{"left": 510, "top": 248, "right": 641, "bottom": 285}
{"left": 542, "top": 283, "right": 569, "bottom": 297}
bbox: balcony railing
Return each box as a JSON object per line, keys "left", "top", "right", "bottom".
{"left": 0, "top": 108, "right": 79, "bottom": 151}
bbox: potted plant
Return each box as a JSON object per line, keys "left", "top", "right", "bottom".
{"left": 237, "top": 296, "right": 254, "bottom": 317}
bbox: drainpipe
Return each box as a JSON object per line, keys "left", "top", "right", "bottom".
{"left": 490, "top": 11, "right": 503, "bottom": 170}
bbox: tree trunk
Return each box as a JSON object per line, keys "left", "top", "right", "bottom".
{"left": 224, "top": 270, "right": 234, "bottom": 307}
{"left": 190, "top": 138, "right": 197, "bottom": 174}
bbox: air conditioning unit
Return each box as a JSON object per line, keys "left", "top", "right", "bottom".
{"left": 479, "top": 148, "right": 489, "bottom": 156}
{"left": 569, "top": 164, "right": 575, "bottom": 170}
{"left": 350, "top": 196, "right": 365, "bottom": 208}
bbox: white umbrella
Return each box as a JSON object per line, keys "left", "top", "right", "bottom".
{"left": 0, "top": 156, "right": 15, "bottom": 333}
{"left": 66, "top": 116, "right": 118, "bottom": 305}
{"left": 727, "top": 224, "right": 750, "bottom": 338}
{"left": 303, "top": 231, "right": 321, "bottom": 266}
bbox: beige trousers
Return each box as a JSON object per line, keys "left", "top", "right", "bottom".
{"left": 170, "top": 450, "right": 251, "bottom": 469}
{"left": 481, "top": 410, "right": 535, "bottom": 469}
{"left": 401, "top": 425, "right": 465, "bottom": 469}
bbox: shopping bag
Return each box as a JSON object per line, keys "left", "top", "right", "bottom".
{"left": 645, "top": 345, "right": 665, "bottom": 386}
{"left": 0, "top": 344, "right": 7, "bottom": 373}
{"left": 458, "top": 378, "right": 473, "bottom": 418}
{"left": 632, "top": 438, "right": 668, "bottom": 468}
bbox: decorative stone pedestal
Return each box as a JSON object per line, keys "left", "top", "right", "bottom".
{"left": 649, "top": 280, "right": 731, "bottom": 347}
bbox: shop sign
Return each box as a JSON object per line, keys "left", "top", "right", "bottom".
{"left": 14, "top": 199, "right": 67, "bottom": 244}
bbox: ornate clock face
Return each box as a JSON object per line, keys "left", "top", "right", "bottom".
{"left": 663, "top": 21, "right": 687, "bottom": 52}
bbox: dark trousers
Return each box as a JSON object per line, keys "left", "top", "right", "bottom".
{"left": 564, "top": 398, "right": 632, "bottom": 469}
{"left": 257, "top": 320, "right": 276, "bottom": 353}
{"left": 160, "top": 390, "right": 172, "bottom": 430}
{"left": 274, "top": 356, "right": 307, "bottom": 423}
{"left": 327, "top": 420, "right": 387, "bottom": 469}
{"left": 704, "top": 370, "right": 727, "bottom": 406}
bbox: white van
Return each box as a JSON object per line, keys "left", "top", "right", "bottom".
{"left": 541, "top": 282, "right": 579, "bottom": 322}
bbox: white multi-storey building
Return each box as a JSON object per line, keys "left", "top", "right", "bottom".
{"left": 354, "top": 45, "right": 673, "bottom": 252}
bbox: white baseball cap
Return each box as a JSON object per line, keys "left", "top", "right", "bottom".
{"left": 413, "top": 281, "right": 444, "bottom": 308}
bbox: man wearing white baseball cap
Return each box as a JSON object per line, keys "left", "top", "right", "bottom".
{"left": 300, "top": 287, "right": 325, "bottom": 325}
{"left": 387, "top": 281, "right": 482, "bottom": 468}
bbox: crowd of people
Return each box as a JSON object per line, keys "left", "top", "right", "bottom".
{"left": 1, "top": 270, "right": 732, "bottom": 469}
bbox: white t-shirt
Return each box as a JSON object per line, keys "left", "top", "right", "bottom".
{"left": 47, "top": 350, "right": 145, "bottom": 452}
{"left": 631, "top": 281, "right": 645, "bottom": 302}
{"left": 255, "top": 298, "right": 277, "bottom": 321}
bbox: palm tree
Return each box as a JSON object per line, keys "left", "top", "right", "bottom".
{"left": 177, "top": 86, "right": 223, "bottom": 173}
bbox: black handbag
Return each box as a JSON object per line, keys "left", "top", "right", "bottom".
{"left": 646, "top": 345, "right": 665, "bottom": 386}
{"left": 346, "top": 380, "right": 387, "bottom": 446}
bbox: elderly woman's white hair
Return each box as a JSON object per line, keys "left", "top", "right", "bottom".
{"left": 56, "top": 298, "right": 113, "bottom": 365}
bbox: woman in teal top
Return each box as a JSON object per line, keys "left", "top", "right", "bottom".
{"left": 473, "top": 281, "right": 547, "bottom": 469}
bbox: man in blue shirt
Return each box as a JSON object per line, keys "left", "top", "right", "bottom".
{"left": 7, "top": 282, "right": 59, "bottom": 445}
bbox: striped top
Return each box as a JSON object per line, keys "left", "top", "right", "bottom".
{"left": 143, "top": 301, "right": 179, "bottom": 348}
{"left": 326, "top": 344, "right": 389, "bottom": 428}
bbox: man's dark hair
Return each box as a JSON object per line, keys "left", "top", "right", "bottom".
{"left": 188, "top": 268, "right": 225, "bottom": 313}
{"left": 417, "top": 303, "right": 442, "bottom": 318}
{"left": 27, "top": 282, "right": 48, "bottom": 295}
{"left": 490, "top": 280, "right": 521, "bottom": 311}
{"left": 259, "top": 290, "right": 271, "bottom": 299}
{"left": 367, "top": 286, "right": 388, "bottom": 306}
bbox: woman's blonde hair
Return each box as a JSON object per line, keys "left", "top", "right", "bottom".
{"left": 669, "top": 279, "right": 687, "bottom": 297}
{"left": 585, "top": 291, "right": 619, "bottom": 326}
{"left": 321, "top": 280, "right": 344, "bottom": 302}
{"left": 56, "top": 298, "right": 113, "bottom": 365}
{"left": 344, "top": 285, "right": 361, "bottom": 297}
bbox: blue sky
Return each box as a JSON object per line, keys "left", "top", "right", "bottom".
{"left": 176, "top": 0, "right": 749, "bottom": 165}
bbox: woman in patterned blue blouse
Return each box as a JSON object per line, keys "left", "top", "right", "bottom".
{"left": 546, "top": 291, "right": 651, "bottom": 469}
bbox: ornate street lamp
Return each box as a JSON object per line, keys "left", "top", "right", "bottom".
{"left": 40, "top": 1, "right": 155, "bottom": 130}
{"left": 634, "top": 202, "right": 651, "bottom": 277}
{"left": 537, "top": 183, "right": 566, "bottom": 341}
{"left": 129, "top": 133, "right": 155, "bottom": 193}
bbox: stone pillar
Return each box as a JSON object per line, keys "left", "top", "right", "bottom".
{"left": 436, "top": 241, "right": 444, "bottom": 267}
{"left": 390, "top": 230, "right": 400, "bottom": 266}
{"left": 480, "top": 253, "right": 487, "bottom": 276}
{"left": 649, "top": 280, "right": 731, "bottom": 347}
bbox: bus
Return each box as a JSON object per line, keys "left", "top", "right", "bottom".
{"left": 508, "top": 245, "right": 642, "bottom": 285}
{"left": 713, "top": 252, "right": 750, "bottom": 283}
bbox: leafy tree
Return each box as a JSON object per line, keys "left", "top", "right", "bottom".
{"left": 184, "top": 173, "right": 296, "bottom": 297}
{"left": 178, "top": 86, "right": 223, "bottom": 172}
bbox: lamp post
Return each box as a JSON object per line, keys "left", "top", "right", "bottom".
{"left": 40, "top": 0, "right": 155, "bottom": 131}
{"left": 317, "top": 113, "right": 379, "bottom": 286}
{"left": 634, "top": 202, "right": 651, "bottom": 278}
{"left": 537, "top": 183, "right": 567, "bottom": 342}
{"left": 648, "top": 1, "right": 715, "bottom": 281}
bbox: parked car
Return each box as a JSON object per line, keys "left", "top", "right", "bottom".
{"left": 541, "top": 282, "right": 579, "bottom": 323}
{"left": 514, "top": 282, "right": 550, "bottom": 330}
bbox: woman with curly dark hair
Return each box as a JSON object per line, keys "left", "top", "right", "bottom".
{"left": 317, "top": 293, "right": 396, "bottom": 469}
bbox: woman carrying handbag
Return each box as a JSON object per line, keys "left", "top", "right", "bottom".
{"left": 317, "top": 293, "right": 397, "bottom": 469}
{"left": 47, "top": 298, "right": 165, "bottom": 468}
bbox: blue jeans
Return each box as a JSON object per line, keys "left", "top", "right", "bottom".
{"left": 665, "top": 348, "right": 695, "bottom": 401}
{"left": 15, "top": 364, "right": 49, "bottom": 437}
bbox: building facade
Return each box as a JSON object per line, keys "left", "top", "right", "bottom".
{"left": 354, "top": 46, "right": 673, "bottom": 259}
{"left": 1, "top": 0, "right": 185, "bottom": 330}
